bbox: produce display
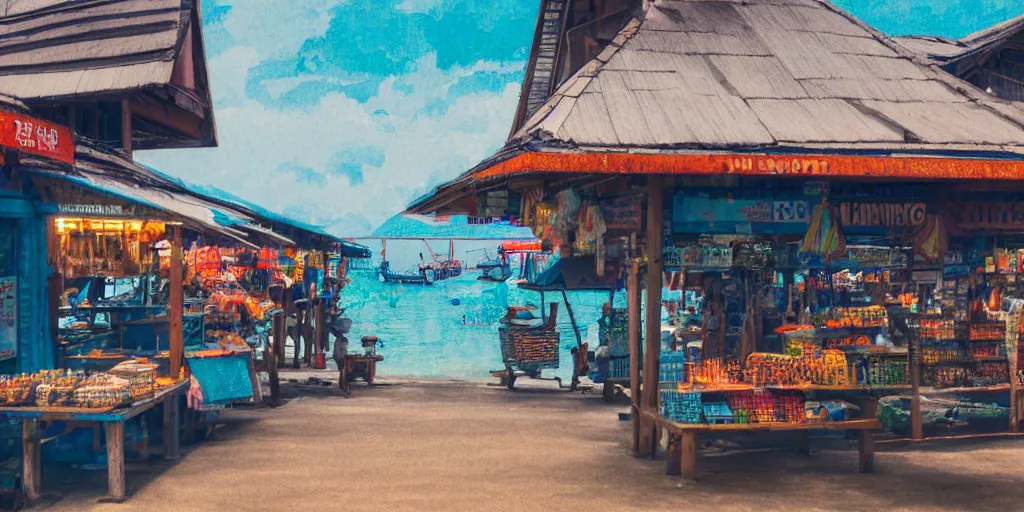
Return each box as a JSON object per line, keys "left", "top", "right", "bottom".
{"left": 0, "top": 365, "right": 180, "bottom": 410}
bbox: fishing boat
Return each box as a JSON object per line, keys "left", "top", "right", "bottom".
{"left": 378, "top": 239, "right": 463, "bottom": 285}
{"left": 473, "top": 248, "right": 513, "bottom": 282}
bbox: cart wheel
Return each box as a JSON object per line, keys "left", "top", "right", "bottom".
{"left": 506, "top": 372, "right": 517, "bottom": 390}
{"left": 603, "top": 381, "right": 616, "bottom": 402}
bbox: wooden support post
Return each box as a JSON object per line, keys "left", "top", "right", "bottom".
{"left": 169, "top": 225, "right": 184, "bottom": 379}
{"left": 269, "top": 312, "right": 283, "bottom": 403}
{"left": 679, "top": 431, "right": 698, "bottom": 482}
{"left": 137, "top": 415, "right": 148, "bottom": 462}
{"left": 315, "top": 298, "right": 327, "bottom": 367}
{"left": 120, "top": 98, "right": 133, "bottom": 155}
{"left": 628, "top": 255, "right": 642, "bottom": 454}
{"left": 858, "top": 397, "right": 878, "bottom": 473}
{"left": 164, "top": 395, "right": 180, "bottom": 460}
{"left": 22, "top": 420, "right": 41, "bottom": 502}
{"left": 639, "top": 175, "right": 665, "bottom": 459}
{"left": 105, "top": 422, "right": 127, "bottom": 502}
{"left": 666, "top": 433, "right": 681, "bottom": 476}
{"left": 911, "top": 336, "right": 923, "bottom": 440}
{"left": 183, "top": 406, "right": 196, "bottom": 445}
{"left": 562, "top": 289, "right": 584, "bottom": 392}
{"left": 303, "top": 299, "right": 314, "bottom": 366}
{"left": 279, "top": 286, "right": 290, "bottom": 365}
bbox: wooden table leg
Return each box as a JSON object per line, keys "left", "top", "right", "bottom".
{"left": 22, "top": 419, "right": 41, "bottom": 502}
{"left": 164, "top": 395, "right": 180, "bottom": 460}
{"left": 858, "top": 397, "right": 879, "bottom": 473}
{"left": 679, "top": 431, "right": 698, "bottom": 482}
{"left": 104, "top": 422, "right": 126, "bottom": 502}
{"left": 367, "top": 359, "right": 376, "bottom": 385}
{"left": 137, "top": 415, "right": 149, "bottom": 462}
{"left": 183, "top": 406, "right": 196, "bottom": 445}
{"left": 795, "top": 431, "right": 811, "bottom": 455}
{"left": 666, "top": 433, "right": 681, "bottom": 476}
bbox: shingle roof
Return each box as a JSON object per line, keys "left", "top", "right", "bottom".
{"left": 0, "top": 0, "right": 192, "bottom": 99}
{"left": 894, "top": 13, "right": 1024, "bottom": 66}
{"left": 513, "top": 0, "right": 1024, "bottom": 153}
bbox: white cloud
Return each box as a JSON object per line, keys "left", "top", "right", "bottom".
{"left": 216, "top": 0, "right": 347, "bottom": 60}
{"left": 137, "top": 54, "right": 521, "bottom": 237}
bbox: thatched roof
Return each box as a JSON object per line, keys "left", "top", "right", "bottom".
{"left": 514, "top": 0, "right": 1024, "bottom": 152}
{"left": 0, "top": 0, "right": 198, "bottom": 99}
{"left": 406, "top": 0, "right": 1024, "bottom": 214}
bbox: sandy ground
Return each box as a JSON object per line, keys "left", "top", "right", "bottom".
{"left": 32, "top": 377, "right": 1024, "bottom": 512}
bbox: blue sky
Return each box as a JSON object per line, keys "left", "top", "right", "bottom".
{"left": 137, "top": 0, "right": 1024, "bottom": 237}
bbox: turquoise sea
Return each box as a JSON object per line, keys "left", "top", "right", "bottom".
{"left": 337, "top": 251, "right": 626, "bottom": 382}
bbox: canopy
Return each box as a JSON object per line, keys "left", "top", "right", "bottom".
{"left": 520, "top": 256, "right": 620, "bottom": 292}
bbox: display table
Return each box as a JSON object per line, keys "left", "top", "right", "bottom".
{"left": 0, "top": 380, "right": 188, "bottom": 502}
{"left": 640, "top": 394, "right": 881, "bottom": 481}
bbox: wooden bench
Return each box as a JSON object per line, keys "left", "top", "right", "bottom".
{"left": 639, "top": 395, "right": 880, "bottom": 481}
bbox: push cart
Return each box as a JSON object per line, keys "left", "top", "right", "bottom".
{"left": 498, "top": 304, "right": 564, "bottom": 390}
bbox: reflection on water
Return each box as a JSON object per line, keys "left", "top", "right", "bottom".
{"left": 338, "top": 271, "right": 626, "bottom": 381}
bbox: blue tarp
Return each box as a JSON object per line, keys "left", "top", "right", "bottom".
{"left": 187, "top": 353, "right": 255, "bottom": 404}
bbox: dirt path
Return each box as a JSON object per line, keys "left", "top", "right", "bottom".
{"left": 41, "top": 379, "right": 1024, "bottom": 512}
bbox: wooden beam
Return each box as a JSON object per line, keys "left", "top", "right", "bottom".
{"left": 639, "top": 175, "right": 664, "bottom": 458}
{"left": 130, "top": 95, "right": 203, "bottom": 140}
{"left": 169, "top": 225, "right": 184, "bottom": 379}
{"left": 628, "top": 239, "right": 642, "bottom": 455}
{"left": 120, "top": 98, "right": 132, "bottom": 155}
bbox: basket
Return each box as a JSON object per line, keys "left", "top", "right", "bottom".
{"left": 502, "top": 326, "right": 559, "bottom": 369}
{"left": 33, "top": 384, "right": 77, "bottom": 407}
{"left": 108, "top": 361, "right": 158, "bottom": 401}
{"left": 728, "top": 391, "right": 777, "bottom": 423}
{"left": 72, "top": 375, "right": 132, "bottom": 409}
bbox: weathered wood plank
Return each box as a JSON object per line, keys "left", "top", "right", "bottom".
{"left": 104, "top": 422, "right": 126, "bottom": 502}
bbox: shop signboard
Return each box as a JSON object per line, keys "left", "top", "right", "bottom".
{"left": 838, "top": 202, "right": 927, "bottom": 228}
{"left": 948, "top": 201, "right": 1024, "bottom": 230}
{"left": 672, "top": 195, "right": 808, "bottom": 235}
{"left": 0, "top": 110, "right": 74, "bottom": 165}
{"left": 0, "top": 277, "right": 16, "bottom": 362}
{"left": 600, "top": 193, "right": 644, "bottom": 232}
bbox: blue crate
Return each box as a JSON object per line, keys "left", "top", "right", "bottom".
{"left": 703, "top": 402, "right": 735, "bottom": 424}
{"left": 661, "top": 391, "right": 702, "bottom": 424}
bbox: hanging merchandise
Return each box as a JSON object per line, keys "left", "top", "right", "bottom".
{"left": 551, "top": 188, "right": 582, "bottom": 248}
{"left": 257, "top": 247, "right": 279, "bottom": 270}
{"left": 801, "top": 198, "right": 847, "bottom": 262}
{"left": 913, "top": 214, "right": 948, "bottom": 264}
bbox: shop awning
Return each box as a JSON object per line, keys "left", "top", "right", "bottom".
{"left": 338, "top": 240, "right": 372, "bottom": 259}
{"left": 520, "top": 256, "right": 620, "bottom": 292}
{"left": 30, "top": 166, "right": 260, "bottom": 249}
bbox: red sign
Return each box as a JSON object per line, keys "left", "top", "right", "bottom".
{"left": 0, "top": 110, "right": 74, "bottom": 165}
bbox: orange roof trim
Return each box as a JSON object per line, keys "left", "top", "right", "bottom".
{"left": 474, "top": 152, "right": 1024, "bottom": 182}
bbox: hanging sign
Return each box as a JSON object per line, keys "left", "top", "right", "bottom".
{"left": 0, "top": 110, "right": 74, "bottom": 165}
{"left": 948, "top": 201, "right": 1024, "bottom": 230}
{"left": 600, "top": 193, "right": 643, "bottom": 232}
{"left": 58, "top": 204, "right": 128, "bottom": 216}
{"left": 838, "top": 202, "right": 926, "bottom": 228}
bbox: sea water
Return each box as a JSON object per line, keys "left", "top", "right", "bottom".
{"left": 337, "top": 271, "right": 626, "bottom": 382}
